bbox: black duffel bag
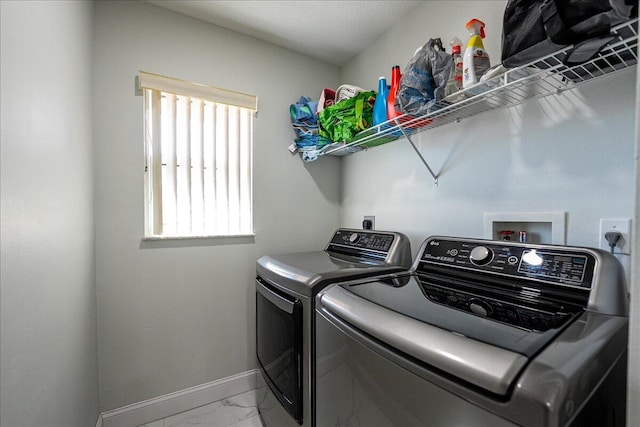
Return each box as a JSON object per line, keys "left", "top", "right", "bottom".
{"left": 501, "top": 0, "right": 637, "bottom": 68}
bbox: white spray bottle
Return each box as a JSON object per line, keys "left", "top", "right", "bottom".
{"left": 462, "top": 19, "right": 490, "bottom": 89}
{"left": 445, "top": 37, "right": 463, "bottom": 96}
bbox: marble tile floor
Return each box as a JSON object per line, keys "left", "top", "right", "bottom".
{"left": 138, "top": 389, "right": 264, "bottom": 427}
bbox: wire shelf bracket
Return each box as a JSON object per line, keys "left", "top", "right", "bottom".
{"left": 395, "top": 119, "right": 439, "bottom": 185}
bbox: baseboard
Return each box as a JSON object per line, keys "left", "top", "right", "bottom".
{"left": 101, "top": 369, "right": 260, "bottom": 427}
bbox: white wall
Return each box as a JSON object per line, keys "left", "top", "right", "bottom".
{"left": 341, "top": 1, "right": 638, "bottom": 422}
{"left": 0, "top": 1, "right": 99, "bottom": 426}
{"left": 93, "top": 1, "right": 341, "bottom": 411}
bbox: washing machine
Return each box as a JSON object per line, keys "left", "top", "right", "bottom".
{"left": 316, "top": 236, "right": 629, "bottom": 427}
{"left": 255, "top": 228, "right": 412, "bottom": 427}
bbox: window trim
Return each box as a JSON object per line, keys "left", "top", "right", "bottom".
{"left": 138, "top": 71, "right": 258, "bottom": 111}
{"left": 139, "top": 71, "right": 257, "bottom": 239}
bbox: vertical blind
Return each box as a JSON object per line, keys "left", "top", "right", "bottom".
{"left": 140, "top": 72, "right": 257, "bottom": 237}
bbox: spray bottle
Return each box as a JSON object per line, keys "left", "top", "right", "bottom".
{"left": 451, "top": 37, "right": 463, "bottom": 90}
{"left": 462, "top": 19, "right": 490, "bottom": 89}
{"left": 445, "top": 37, "right": 463, "bottom": 95}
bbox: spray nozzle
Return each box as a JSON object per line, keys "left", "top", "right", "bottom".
{"left": 450, "top": 36, "right": 462, "bottom": 54}
{"left": 465, "top": 18, "right": 486, "bottom": 39}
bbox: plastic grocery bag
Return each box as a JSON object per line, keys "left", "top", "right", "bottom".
{"left": 395, "top": 38, "right": 453, "bottom": 117}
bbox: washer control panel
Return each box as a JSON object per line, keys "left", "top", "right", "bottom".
{"left": 419, "top": 281, "right": 573, "bottom": 331}
{"left": 419, "top": 238, "right": 596, "bottom": 289}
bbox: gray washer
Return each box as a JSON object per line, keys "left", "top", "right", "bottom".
{"left": 316, "top": 236, "right": 629, "bottom": 427}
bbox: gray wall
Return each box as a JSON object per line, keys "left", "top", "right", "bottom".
{"left": 341, "top": 0, "right": 635, "bottom": 251}
{"left": 340, "top": 0, "right": 638, "bottom": 423}
{"left": 93, "top": 1, "right": 341, "bottom": 411}
{"left": 0, "top": 1, "right": 99, "bottom": 426}
{"left": 626, "top": 7, "right": 640, "bottom": 421}
{"left": 2, "top": 0, "right": 636, "bottom": 422}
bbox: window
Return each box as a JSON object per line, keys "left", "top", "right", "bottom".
{"left": 139, "top": 72, "right": 257, "bottom": 238}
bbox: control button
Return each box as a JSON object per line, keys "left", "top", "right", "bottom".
{"left": 349, "top": 233, "right": 359, "bottom": 244}
{"left": 469, "top": 299, "right": 493, "bottom": 317}
{"left": 508, "top": 256, "right": 519, "bottom": 265}
{"left": 448, "top": 249, "right": 459, "bottom": 256}
{"left": 470, "top": 246, "right": 493, "bottom": 265}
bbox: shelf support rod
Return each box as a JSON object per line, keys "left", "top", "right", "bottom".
{"left": 395, "top": 120, "right": 439, "bottom": 185}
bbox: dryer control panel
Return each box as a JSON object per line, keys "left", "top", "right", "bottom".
{"left": 329, "top": 229, "right": 395, "bottom": 252}
{"left": 325, "top": 228, "right": 412, "bottom": 267}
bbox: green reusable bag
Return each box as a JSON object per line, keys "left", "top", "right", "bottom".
{"left": 319, "top": 91, "right": 376, "bottom": 143}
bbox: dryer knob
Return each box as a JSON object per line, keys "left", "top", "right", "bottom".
{"left": 470, "top": 246, "right": 493, "bottom": 265}
{"left": 349, "top": 233, "right": 360, "bottom": 244}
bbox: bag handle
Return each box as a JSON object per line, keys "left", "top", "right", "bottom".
{"left": 541, "top": 0, "right": 612, "bottom": 45}
{"left": 563, "top": 34, "right": 618, "bottom": 65}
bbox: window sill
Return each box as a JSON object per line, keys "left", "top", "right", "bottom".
{"left": 140, "top": 234, "right": 256, "bottom": 248}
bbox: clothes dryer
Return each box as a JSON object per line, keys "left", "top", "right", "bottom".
{"left": 256, "top": 228, "right": 412, "bottom": 427}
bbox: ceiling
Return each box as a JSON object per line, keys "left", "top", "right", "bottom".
{"left": 146, "top": 1, "right": 424, "bottom": 66}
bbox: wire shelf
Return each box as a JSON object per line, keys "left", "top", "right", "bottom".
{"left": 320, "top": 18, "right": 638, "bottom": 158}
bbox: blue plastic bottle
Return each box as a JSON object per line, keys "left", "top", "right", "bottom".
{"left": 373, "top": 76, "right": 389, "bottom": 126}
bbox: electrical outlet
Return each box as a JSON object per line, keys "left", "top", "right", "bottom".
{"left": 599, "top": 218, "right": 632, "bottom": 255}
{"left": 363, "top": 215, "right": 375, "bottom": 230}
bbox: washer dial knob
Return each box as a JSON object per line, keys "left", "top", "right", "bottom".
{"left": 469, "top": 298, "right": 493, "bottom": 317}
{"left": 470, "top": 246, "right": 493, "bottom": 265}
{"left": 349, "top": 233, "right": 360, "bottom": 244}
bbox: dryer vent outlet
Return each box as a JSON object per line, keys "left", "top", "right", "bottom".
{"left": 363, "top": 216, "right": 375, "bottom": 230}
